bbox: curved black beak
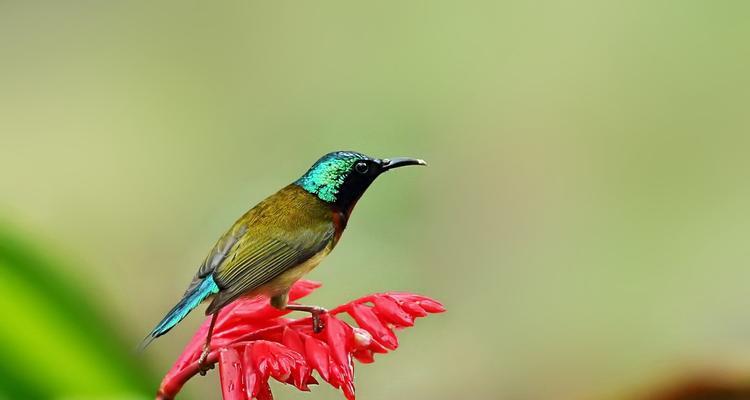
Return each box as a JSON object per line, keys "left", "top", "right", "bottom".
{"left": 380, "top": 157, "right": 428, "bottom": 171}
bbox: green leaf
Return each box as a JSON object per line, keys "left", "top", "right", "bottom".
{"left": 0, "top": 222, "right": 156, "bottom": 399}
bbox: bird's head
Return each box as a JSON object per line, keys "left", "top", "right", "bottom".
{"left": 294, "top": 151, "right": 426, "bottom": 212}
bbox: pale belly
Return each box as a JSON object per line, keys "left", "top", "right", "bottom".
{"left": 256, "top": 244, "right": 332, "bottom": 297}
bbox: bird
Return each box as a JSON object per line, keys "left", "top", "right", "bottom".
{"left": 140, "top": 151, "right": 426, "bottom": 372}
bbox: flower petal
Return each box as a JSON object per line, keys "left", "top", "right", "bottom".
{"left": 303, "top": 335, "right": 330, "bottom": 381}
{"left": 367, "top": 337, "right": 389, "bottom": 354}
{"left": 388, "top": 293, "right": 446, "bottom": 313}
{"left": 327, "top": 362, "right": 343, "bottom": 389}
{"left": 289, "top": 364, "right": 312, "bottom": 391}
{"left": 255, "top": 342, "right": 287, "bottom": 382}
{"left": 342, "top": 376, "right": 356, "bottom": 400}
{"left": 348, "top": 303, "right": 398, "bottom": 350}
{"left": 399, "top": 301, "right": 428, "bottom": 317}
{"left": 218, "top": 347, "right": 245, "bottom": 400}
{"left": 289, "top": 279, "right": 322, "bottom": 300}
{"left": 225, "top": 296, "right": 279, "bottom": 321}
{"left": 242, "top": 346, "right": 262, "bottom": 398}
{"left": 282, "top": 326, "right": 305, "bottom": 355}
{"left": 373, "top": 296, "right": 414, "bottom": 327}
{"left": 324, "top": 315, "right": 352, "bottom": 368}
{"left": 418, "top": 299, "right": 446, "bottom": 313}
{"left": 352, "top": 348, "right": 374, "bottom": 364}
{"left": 255, "top": 379, "right": 274, "bottom": 400}
{"left": 280, "top": 329, "right": 312, "bottom": 390}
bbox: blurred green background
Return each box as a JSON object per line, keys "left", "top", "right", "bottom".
{"left": 1, "top": 1, "right": 750, "bottom": 399}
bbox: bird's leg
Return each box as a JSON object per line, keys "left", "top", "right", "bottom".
{"left": 198, "top": 312, "right": 219, "bottom": 376}
{"left": 286, "top": 304, "right": 328, "bottom": 333}
{"left": 271, "top": 292, "right": 328, "bottom": 333}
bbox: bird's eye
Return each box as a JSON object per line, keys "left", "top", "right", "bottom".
{"left": 354, "top": 162, "right": 369, "bottom": 174}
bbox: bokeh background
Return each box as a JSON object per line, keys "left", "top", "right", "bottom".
{"left": 2, "top": 1, "right": 750, "bottom": 399}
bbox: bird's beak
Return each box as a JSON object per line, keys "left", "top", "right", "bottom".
{"left": 380, "top": 157, "right": 428, "bottom": 171}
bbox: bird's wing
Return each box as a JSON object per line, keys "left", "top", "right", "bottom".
{"left": 205, "top": 222, "right": 335, "bottom": 314}
{"left": 182, "top": 223, "right": 248, "bottom": 296}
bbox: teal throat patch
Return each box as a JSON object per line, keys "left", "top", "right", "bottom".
{"left": 295, "top": 151, "right": 367, "bottom": 202}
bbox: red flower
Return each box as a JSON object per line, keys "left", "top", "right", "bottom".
{"left": 156, "top": 280, "right": 445, "bottom": 400}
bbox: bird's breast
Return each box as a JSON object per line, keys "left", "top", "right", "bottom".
{"left": 262, "top": 242, "right": 334, "bottom": 295}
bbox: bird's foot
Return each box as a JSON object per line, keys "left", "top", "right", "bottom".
{"left": 197, "top": 345, "right": 214, "bottom": 376}
{"left": 310, "top": 306, "right": 328, "bottom": 333}
{"left": 285, "top": 303, "right": 328, "bottom": 333}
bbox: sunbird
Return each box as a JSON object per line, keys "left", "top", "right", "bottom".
{"left": 141, "top": 151, "right": 426, "bottom": 371}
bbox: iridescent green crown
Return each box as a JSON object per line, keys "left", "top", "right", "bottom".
{"left": 295, "top": 151, "right": 369, "bottom": 202}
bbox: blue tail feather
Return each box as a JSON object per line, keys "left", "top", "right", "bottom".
{"left": 138, "top": 275, "right": 219, "bottom": 351}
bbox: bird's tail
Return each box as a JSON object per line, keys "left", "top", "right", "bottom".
{"left": 138, "top": 275, "right": 219, "bottom": 352}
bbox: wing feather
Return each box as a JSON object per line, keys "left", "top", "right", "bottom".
{"left": 183, "top": 224, "right": 247, "bottom": 295}
{"left": 206, "top": 224, "right": 334, "bottom": 314}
